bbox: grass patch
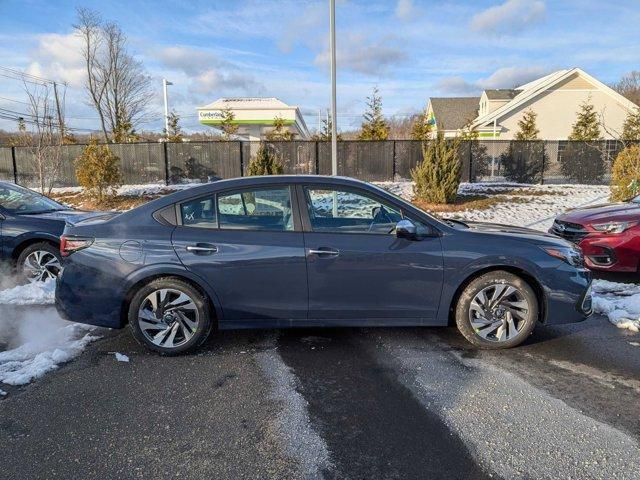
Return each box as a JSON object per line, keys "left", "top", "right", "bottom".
{"left": 51, "top": 192, "right": 162, "bottom": 211}
{"left": 412, "top": 194, "right": 529, "bottom": 213}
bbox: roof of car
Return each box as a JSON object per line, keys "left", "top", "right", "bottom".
{"left": 117, "top": 175, "right": 380, "bottom": 219}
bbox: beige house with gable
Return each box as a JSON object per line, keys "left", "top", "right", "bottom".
{"left": 427, "top": 68, "right": 638, "bottom": 140}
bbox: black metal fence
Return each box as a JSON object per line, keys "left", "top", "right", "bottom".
{"left": 0, "top": 140, "right": 632, "bottom": 188}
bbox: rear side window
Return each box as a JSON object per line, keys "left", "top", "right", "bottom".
{"left": 217, "top": 187, "right": 293, "bottom": 231}
{"left": 180, "top": 196, "right": 217, "bottom": 228}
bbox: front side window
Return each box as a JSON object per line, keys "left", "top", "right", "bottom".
{"left": 217, "top": 187, "right": 293, "bottom": 231}
{"left": 305, "top": 187, "right": 403, "bottom": 234}
{"left": 0, "top": 183, "right": 64, "bottom": 214}
{"left": 181, "top": 196, "right": 217, "bottom": 228}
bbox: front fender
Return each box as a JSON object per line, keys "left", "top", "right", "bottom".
{"left": 437, "top": 254, "right": 547, "bottom": 324}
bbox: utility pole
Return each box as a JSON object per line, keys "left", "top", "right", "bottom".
{"left": 163, "top": 79, "right": 173, "bottom": 137}
{"left": 329, "top": 0, "right": 337, "bottom": 176}
{"left": 52, "top": 81, "right": 65, "bottom": 142}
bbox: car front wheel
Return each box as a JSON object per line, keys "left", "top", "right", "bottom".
{"left": 455, "top": 271, "right": 538, "bottom": 349}
{"left": 128, "top": 278, "right": 213, "bottom": 355}
{"left": 17, "top": 242, "right": 62, "bottom": 283}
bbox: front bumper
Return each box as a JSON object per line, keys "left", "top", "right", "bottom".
{"left": 578, "top": 234, "right": 639, "bottom": 272}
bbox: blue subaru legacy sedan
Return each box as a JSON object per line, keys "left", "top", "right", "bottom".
{"left": 0, "top": 181, "right": 92, "bottom": 282}
{"left": 56, "top": 176, "right": 592, "bottom": 354}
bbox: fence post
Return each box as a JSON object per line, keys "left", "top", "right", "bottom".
{"left": 315, "top": 141, "right": 319, "bottom": 175}
{"left": 540, "top": 140, "right": 545, "bottom": 185}
{"left": 239, "top": 141, "right": 244, "bottom": 177}
{"left": 163, "top": 141, "right": 169, "bottom": 186}
{"left": 392, "top": 140, "right": 396, "bottom": 181}
{"left": 11, "top": 146, "right": 17, "bottom": 184}
{"left": 467, "top": 140, "right": 473, "bottom": 183}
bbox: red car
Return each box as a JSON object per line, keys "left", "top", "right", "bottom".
{"left": 550, "top": 199, "right": 640, "bottom": 272}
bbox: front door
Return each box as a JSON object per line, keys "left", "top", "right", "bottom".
{"left": 172, "top": 185, "right": 308, "bottom": 321}
{"left": 300, "top": 185, "right": 443, "bottom": 321}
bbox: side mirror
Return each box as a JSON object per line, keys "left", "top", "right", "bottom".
{"left": 396, "top": 219, "right": 417, "bottom": 240}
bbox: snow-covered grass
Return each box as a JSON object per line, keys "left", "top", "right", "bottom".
{"left": 0, "top": 280, "right": 99, "bottom": 389}
{"left": 377, "top": 181, "right": 610, "bottom": 231}
{"left": 52, "top": 182, "right": 204, "bottom": 197}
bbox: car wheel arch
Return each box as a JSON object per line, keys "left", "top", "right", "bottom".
{"left": 12, "top": 236, "right": 60, "bottom": 262}
{"left": 446, "top": 265, "right": 547, "bottom": 326}
{"left": 120, "top": 273, "right": 222, "bottom": 328}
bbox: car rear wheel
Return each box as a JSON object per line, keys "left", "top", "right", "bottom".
{"left": 455, "top": 271, "right": 538, "bottom": 349}
{"left": 128, "top": 278, "right": 213, "bottom": 355}
{"left": 17, "top": 242, "right": 62, "bottom": 283}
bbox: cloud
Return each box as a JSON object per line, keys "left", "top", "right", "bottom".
{"left": 471, "top": 0, "right": 546, "bottom": 35}
{"left": 155, "top": 46, "right": 264, "bottom": 95}
{"left": 314, "top": 33, "right": 407, "bottom": 76}
{"left": 277, "top": 3, "right": 325, "bottom": 53}
{"left": 395, "top": 0, "right": 421, "bottom": 21}
{"left": 435, "top": 76, "right": 480, "bottom": 95}
{"left": 24, "top": 33, "right": 86, "bottom": 87}
{"left": 435, "top": 66, "right": 552, "bottom": 95}
{"left": 477, "top": 66, "right": 551, "bottom": 89}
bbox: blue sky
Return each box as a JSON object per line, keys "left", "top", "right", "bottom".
{"left": 0, "top": 0, "right": 639, "bottom": 133}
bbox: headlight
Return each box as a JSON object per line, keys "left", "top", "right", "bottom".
{"left": 540, "top": 245, "right": 584, "bottom": 267}
{"left": 591, "top": 221, "right": 636, "bottom": 234}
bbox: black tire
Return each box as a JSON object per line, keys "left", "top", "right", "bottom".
{"left": 455, "top": 271, "right": 538, "bottom": 349}
{"left": 16, "top": 242, "right": 62, "bottom": 283}
{"left": 128, "top": 277, "right": 213, "bottom": 355}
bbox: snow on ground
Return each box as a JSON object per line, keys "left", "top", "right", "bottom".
{"left": 0, "top": 278, "right": 55, "bottom": 305}
{"left": 0, "top": 281, "right": 99, "bottom": 388}
{"left": 52, "top": 182, "right": 205, "bottom": 197}
{"left": 377, "top": 181, "right": 610, "bottom": 231}
{"left": 592, "top": 280, "right": 640, "bottom": 333}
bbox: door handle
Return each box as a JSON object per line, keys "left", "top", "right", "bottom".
{"left": 186, "top": 244, "right": 218, "bottom": 255}
{"left": 308, "top": 247, "right": 339, "bottom": 257}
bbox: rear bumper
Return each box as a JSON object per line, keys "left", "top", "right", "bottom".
{"left": 55, "top": 263, "right": 125, "bottom": 329}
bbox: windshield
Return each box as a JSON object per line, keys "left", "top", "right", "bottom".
{"left": 0, "top": 183, "right": 65, "bottom": 214}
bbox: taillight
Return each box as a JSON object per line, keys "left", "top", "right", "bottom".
{"left": 60, "top": 235, "right": 94, "bottom": 257}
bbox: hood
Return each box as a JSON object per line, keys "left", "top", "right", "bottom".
{"left": 454, "top": 220, "right": 571, "bottom": 247}
{"left": 557, "top": 201, "right": 640, "bottom": 224}
{"left": 19, "top": 209, "right": 87, "bottom": 221}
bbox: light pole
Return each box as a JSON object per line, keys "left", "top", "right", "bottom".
{"left": 329, "top": 0, "right": 337, "bottom": 176}
{"left": 163, "top": 78, "right": 173, "bottom": 137}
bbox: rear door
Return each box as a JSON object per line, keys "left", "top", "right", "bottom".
{"left": 172, "top": 185, "right": 308, "bottom": 321}
{"left": 299, "top": 185, "right": 443, "bottom": 321}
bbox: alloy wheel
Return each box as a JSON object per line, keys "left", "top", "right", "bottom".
{"left": 468, "top": 283, "right": 530, "bottom": 342}
{"left": 137, "top": 288, "right": 200, "bottom": 349}
{"left": 23, "top": 250, "right": 61, "bottom": 283}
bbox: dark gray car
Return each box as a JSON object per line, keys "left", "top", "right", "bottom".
{"left": 56, "top": 175, "right": 592, "bottom": 354}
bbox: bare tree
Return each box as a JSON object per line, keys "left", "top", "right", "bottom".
{"left": 612, "top": 71, "right": 640, "bottom": 107}
{"left": 75, "top": 7, "right": 110, "bottom": 142}
{"left": 21, "top": 80, "right": 65, "bottom": 194}
{"left": 74, "top": 8, "right": 153, "bottom": 143}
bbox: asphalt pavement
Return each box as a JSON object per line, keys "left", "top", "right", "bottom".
{"left": 1, "top": 314, "right": 639, "bottom": 480}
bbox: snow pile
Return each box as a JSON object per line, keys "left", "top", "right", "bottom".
{"left": 0, "top": 279, "right": 55, "bottom": 305}
{"left": 592, "top": 280, "right": 640, "bottom": 333}
{"left": 0, "top": 281, "right": 99, "bottom": 387}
